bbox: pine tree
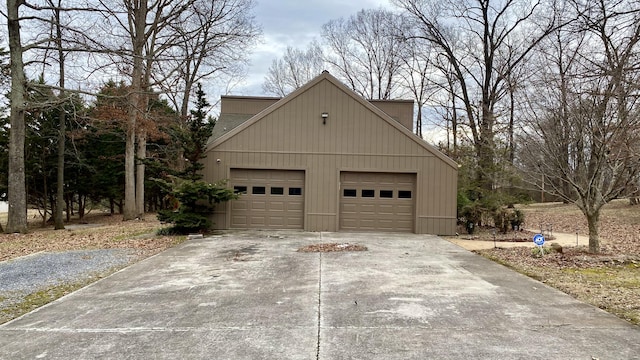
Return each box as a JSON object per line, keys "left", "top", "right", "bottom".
{"left": 156, "top": 83, "right": 235, "bottom": 234}
{"left": 180, "top": 83, "right": 215, "bottom": 181}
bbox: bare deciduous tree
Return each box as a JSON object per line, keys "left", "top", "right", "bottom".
{"left": 4, "top": 0, "right": 103, "bottom": 232}
{"left": 399, "top": 37, "right": 438, "bottom": 137}
{"left": 6, "top": 0, "right": 29, "bottom": 233}
{"left": 93, "top": 0, "right": 259, "bottom": 219}
{"left": 95, "top": 0, "right": 194, "bottom": 219}
{"left": 262, "top": 41, "right": 324, "bottom": 97}
{"left": 519, "top": 0, "right": 640, "bottom": 253}
{"left": 396, "top": 0, "right": 560, "bottom": 193}
{"left": 162, "top": 0, "right": 260, "bottom": 119}
{"left": 3, "top": 0, "right": 259, "bottom": 227}
{"left": 321, "top": 8, "right": 407, "bottom": 100}
{"left": 50, "top": 0, "right": 67, "bottom": 230}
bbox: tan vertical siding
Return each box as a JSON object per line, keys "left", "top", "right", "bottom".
{"left": 206, "top": 151, "right": 457, "bottom": 234}
{"left": 370, "top": 100, "right": 414, "bottom": 131}
{"left": 205, "top": 76, "right": 457, "bottom": 235}
{"left": 221, "top": 96, "right": 279, "bottom": 115}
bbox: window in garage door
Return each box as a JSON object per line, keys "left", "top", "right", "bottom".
{"left": 230, "top": 169, "right": 305, "bottom": 229}
{"left": 339, "top": 172, "right": 415, "bottom": 232}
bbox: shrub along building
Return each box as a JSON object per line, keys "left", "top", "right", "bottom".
{"left": 203, "top": 71, "right": 457, "bottom": 235}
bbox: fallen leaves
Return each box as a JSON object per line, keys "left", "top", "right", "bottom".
{"left": 460, "top": 229, "right": 552, "bottom": 242}
{"left": 297, "top": 243, "right": 368, "bottom": 252}
{"left": 521, "top": 199, "right": 640, "bottom": 254}
{"left": 0, "top": 213, "right": 184, "bottom": 262}
{"left": 477, "top": 200, "right": 640, "bottom": 325}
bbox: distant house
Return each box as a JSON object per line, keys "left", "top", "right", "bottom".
{"left": 203, "top": 71, "right": 457, "bottom": 235}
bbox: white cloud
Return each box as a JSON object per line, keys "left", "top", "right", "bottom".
{"left": 233, "top": 0, "right": 394, "bottom": 95}
{"left": 422, "top": 126, "right": 448, "bottom": 146}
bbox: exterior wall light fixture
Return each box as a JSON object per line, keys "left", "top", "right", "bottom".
{"left": 321, "top": 112, "right": 329, "bottom": 124}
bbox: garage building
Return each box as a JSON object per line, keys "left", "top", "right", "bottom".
{"left": 203, "top": 71, "right": 457, "bottom": 235}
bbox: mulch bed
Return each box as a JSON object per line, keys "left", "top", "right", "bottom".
{"left": 460, "top": 228, "right": 554, "bottom": 242}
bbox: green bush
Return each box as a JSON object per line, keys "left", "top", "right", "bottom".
{"left": 156, "top": 227, "right": 182, "bottom": 236}
{"left": 531, "top": 246, "right": 545, "bottom": 257}
{"left": 531, "top": 243, "right": 561, "bottom": 257}
{"left": 511, "top": 209, "right": 525, "bottom": 230}
{"left": 457, "top": 190, "right": 472, "bottom": 217}
{"left": 493, "top": 208, "right": 509, "bottom": 234}
{"left": 155, "top": 177, "right": 238, "bottom": 234}
{"left": 493, "top": 207, "right": 525, "bottom": 234}
{"left": 460, "top": 202, "right": 482, "bottom": 234}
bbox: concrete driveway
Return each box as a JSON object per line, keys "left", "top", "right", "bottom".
{"left": 1, "top": 231, "right": 638, "bottom": 359}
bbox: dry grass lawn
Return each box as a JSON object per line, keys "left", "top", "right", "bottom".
{"left": 0, "top": 211, "right": 184, "bottom": 262}
{"left": 0, "top": 211, "right": 186, "bottom": 323}
{"left": 477, "top": 199, "right": 640, "bottom": 325}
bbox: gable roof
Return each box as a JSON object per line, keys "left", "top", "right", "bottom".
{"left": 210, "top": 113, "right": 253, "bottom": 142}
{"left": 208, "top": 71, "right": 458, "bottom": 169}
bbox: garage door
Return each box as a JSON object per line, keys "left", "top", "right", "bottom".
{"left": 340, "top": 172, "right": 415, "bottom": 232}
{"left": 230, "top": 169, "right": 304, "bottom": 229}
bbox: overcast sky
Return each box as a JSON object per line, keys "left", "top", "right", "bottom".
{"left": 233, "top": 0, "right": 393, "bottom": 96}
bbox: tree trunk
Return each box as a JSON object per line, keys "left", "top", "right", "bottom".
{"left": 78, "top": 194, "right": 85, "bottom": 221}
{"left": 451, "top": 97, "right": 458, "bottom": 160}
{"left": 124, "top": 0, "right": 148, "bottom": 221}
{"left": 65, "top": 193, "right": 71, "bottom": 222}
{"left": 49, "top": 193, "right": 55, "bottom": 221}
{"left": 476, "top": 134, "right": 495, "bottom": 192}
{"left": 54, "top": 106, "right": 66, "bottom": 230}
{"left": 415, "top": 105, "right": 422, "bottom": 138}
{"left": 586, "top": 211, "right": 601, "bottom": 254}
{"left": 135, "top": 130, "right": 146, "bottom": 219}
{"left": 123, "top": 112, "right": 137, "bottom": 220}
{"left": 508, "top": 84, "right": 515, "bottom": 165}
{"left": 54, "top": 3, "right": 66, "bottom": 230}
{"left": 42, "top": 170, "right": 48, "bottom": 227}
{"left": 6, "top": 0, "right": 28, "bottom": 233}
{"left": 474, "top": 99, "right": 497, "bottom": 193}
{"left": 174, "top": 63, "right": 188, "bottom": 172}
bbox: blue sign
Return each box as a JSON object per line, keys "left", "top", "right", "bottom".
{"left": 533, "top": 234, "right": 545, "bottom": 246}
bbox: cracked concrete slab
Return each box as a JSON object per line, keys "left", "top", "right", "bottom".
{"left": 1, "top": 231, "right": 638, "bottom": 359}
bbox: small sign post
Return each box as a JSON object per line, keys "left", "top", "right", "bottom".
{"left": 533, "top": 233, "right": 545, "bottom": 255}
